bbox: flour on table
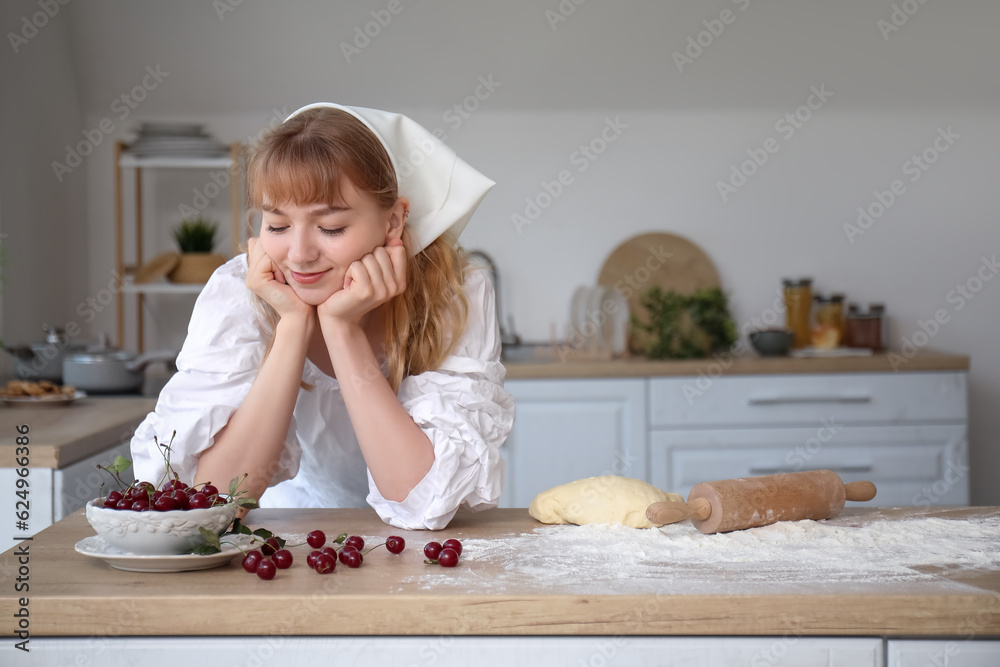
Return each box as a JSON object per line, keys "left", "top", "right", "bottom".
{"left": 405, "top": 511, "right": 1000, "bottom": 595}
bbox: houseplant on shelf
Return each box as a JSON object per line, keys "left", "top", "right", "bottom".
{"left": 168, "top": 218, "right": 226, "bottom": 284}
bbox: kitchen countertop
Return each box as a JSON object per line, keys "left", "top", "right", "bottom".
{"left": 503, "top": 348, "right": 968, "bottom": 379}
{"left": 0, "top": 396, "right": 156, "bottom": 468}
{"left": 2, "top": 506, "right": 996, "bottom": 638}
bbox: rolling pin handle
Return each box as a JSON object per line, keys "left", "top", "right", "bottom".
{"left": 646, "top": 497, "right": 713, "bottom": 526}
{"left": 844, "top": 480, "right": 877, "bottom": 502}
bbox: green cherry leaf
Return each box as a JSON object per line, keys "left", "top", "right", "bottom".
{"left": 190, "top": 544, "right": 221, "bottom": 555}
{"left": 252, "top": 528, "right": 273, "bottom": 539}
{"left": 198, "top": 526, "right": 222, "bottom": 550}
{"left": 335, "top": 532, "right": 348, "bottom": 544}
{"left": 109, "top": 456, "right": 132, "bottom": 475}
{"left": 236, "top": 498, "right": 259, "bottom": 509}
{"left": 239, "top": 524, "right": 253, "bottom": 535}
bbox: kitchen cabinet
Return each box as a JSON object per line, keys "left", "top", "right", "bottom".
{"left": 500, "top": 355, "right": 969, "bottom": 506}
{"left": 114, "top": 141, "right": 244, "bottom": 352}
{"left": 887, "top": 640, "right": 1000, "bottom": 666}
{"left": 6, "top": 637, "right": 886, "bottom": 666}
{"left": 499, "top": 378, "right": 646, "bottom": 507}
{"left": 0, "top": 397, "right": 153, "bottom": 553}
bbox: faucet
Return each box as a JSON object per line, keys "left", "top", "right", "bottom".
{"left": 466, "top": 250, "right": 521, "bottom": 347}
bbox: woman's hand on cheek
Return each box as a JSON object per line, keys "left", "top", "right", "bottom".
{"left": 318, "top": 239, "right": 407, "bottom": 328}
{"left": 245, "top": 237, "right": 316, "bottom": 324}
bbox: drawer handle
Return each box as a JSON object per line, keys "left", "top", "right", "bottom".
{"left": 747, "top": 395, "right": 872, "bottom": 406}
{"left": 748, "top": 465, "right": 875, "bottom": 475}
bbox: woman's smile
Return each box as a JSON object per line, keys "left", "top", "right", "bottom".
{"left": 288, "top": 268, "right": 331, "bottom": 285}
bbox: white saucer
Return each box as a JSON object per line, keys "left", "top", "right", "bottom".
{"left": 74, "top": 535, "right": 247, "bottom": 573}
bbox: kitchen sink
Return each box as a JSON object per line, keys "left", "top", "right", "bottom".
{"left": 500, "top": 343, "right": 561, "bottom": 364}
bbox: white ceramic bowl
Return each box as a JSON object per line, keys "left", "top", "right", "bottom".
{"left": 85, "top": 498, "right": 238, "bottom": 555}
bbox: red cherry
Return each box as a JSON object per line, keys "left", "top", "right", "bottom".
{"left": 343, "top": 550, "right": 363, "bottom": 568}
{"left": 115, "top": 497, "right": 132, "bottom": 510}
{"left": 242, "top": 550, "right": 263, "bottom": 573}
{"left": 272, "top": 550, "right": 293, "bottom": 569}
{"left": 261, "top": 537, "right": 281, "bottom": 557}
{"left": 153, "top": 495, "right": 177, "bottom": 512}
{"left": 307, "top": 550, "right": 322, "bottom": 569}
{"left": 386, "top": 536, "right": 405, "bottom": 554}
{"left": 320, "top": 546, "right": 338, "bottom": 560}
{"left": 442, "top": 539, "right": 463, "bottom": 557}
{"left": 345, "top": 535, "right": 365, "bottom": 551}
{"left": 338, "top": 545, "right": 357, "bottom": 565}
{"left": 201, "top": 483, "right": 219, "bottom": 497}
{"left": 423, "top": 542, "right": 442, "bottom": 560}
{"left": 437, "top": 548, "right": 459, "bottom": 567}
{"left": 256, "top": 560, "right": 277, "bottom": 580}
{"left": 170, "top": 490, "right": 189, "bottom": 509}
{"left": 209, "top": 494, "right": 229, "bottom": 507}
{"left": 104, "top": 491, "right": 123, "bottom": 508}
{"left": 314, "top": 553, "right": 336, "bottom": 574}
{"left": 188, "top": 493, "right": 210, "bottom": 509}
{"left": 307, "top": 530, "right": 326, "bottom": 549}
{"left": 130, "top": 499, "right": 149, "bottom": 511}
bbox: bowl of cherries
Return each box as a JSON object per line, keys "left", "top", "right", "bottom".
{"left": 86, "top": 433, "right": 257, "bottom": 556}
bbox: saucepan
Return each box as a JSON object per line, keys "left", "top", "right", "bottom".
{"left": 3, "top": 324, "right": 86, "bottom": 382}
{"left": 63, "top": 338, "right": 178, "bottom": 394}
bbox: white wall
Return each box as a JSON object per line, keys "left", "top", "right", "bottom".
{"left": 6, "top": 1, "right": 998, "bottom": 503}
{"left": 0, "top": 0, "right": 88, "bottom": 376}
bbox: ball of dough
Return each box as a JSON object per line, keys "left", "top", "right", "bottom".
{"left": 528, "top": 475, "right": 683, "bottom": 529}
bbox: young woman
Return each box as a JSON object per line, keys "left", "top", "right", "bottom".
{"left": 130, "top": 103, "right": 514, "bottom": 530}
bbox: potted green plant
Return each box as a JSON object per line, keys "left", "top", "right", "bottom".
{"left": 634, "top": 286, "right": 738, "bottom": 359}
{"left": 168, "top": 218, "right": 226, "bottom": 284}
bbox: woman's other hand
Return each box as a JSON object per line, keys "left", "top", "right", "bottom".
{"left": 317, "top": 239, "right": 406, "bottom": 328}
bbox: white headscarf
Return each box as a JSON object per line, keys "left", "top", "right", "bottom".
{"left": 283, "top": 103, "right": 495, "bottom": 255}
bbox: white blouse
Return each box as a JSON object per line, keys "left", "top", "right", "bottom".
{"left": 129, "top": 254, "right": 515, "bottom": 530}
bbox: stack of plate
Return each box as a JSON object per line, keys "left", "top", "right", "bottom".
{"left": 125, "top": 122, "right": 229, "bottom": 158}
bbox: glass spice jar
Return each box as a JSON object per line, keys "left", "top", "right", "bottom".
{"left": 812, "top": 293, "right": 845, "bottom": 348}
{"left": 845, "top": 303, "right": 884, "bottom": 351}
{"left": 783, "top": 278, "right": 813, "bottom": 349}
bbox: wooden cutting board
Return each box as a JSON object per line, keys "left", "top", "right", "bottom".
{"left": 597, "top": 232, "right": 721, "bottom": 354}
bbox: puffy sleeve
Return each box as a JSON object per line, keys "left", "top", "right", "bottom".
{"left": 129, "top": 255, "right": 301, "bottom": 489}
{"left": 366, "top": 267, "right": 516, "bottom": 530}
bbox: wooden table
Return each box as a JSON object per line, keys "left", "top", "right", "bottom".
{"left": 2, "top": 505, "right": 998, "bottom": 634}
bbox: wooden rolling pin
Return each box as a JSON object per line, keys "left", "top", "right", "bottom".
{"left": 646, "top": 470, "right": 877, "bottom": 534}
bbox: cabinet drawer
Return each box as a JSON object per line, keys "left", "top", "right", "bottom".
{"left": 650, "top": 425, "right": 968, "bottom": 506}
{"left": 500, "top": 379, "right": 647, "bottom": 508}
{"left": 649, "top": 372, "right": 966, "bottom": 428}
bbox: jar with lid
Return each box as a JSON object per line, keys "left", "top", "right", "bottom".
{"left": 783, "top": 278, "right": 813, "bottom": 349}
{"left": 812, "top": 293, "right": 845, "bottom": 348}
{"left": 845, "top": 303, "right": 884, "bottom": 351}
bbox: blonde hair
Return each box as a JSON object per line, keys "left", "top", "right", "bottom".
{"left": 244, "top": 107, "right": 469, "bottom": 391}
